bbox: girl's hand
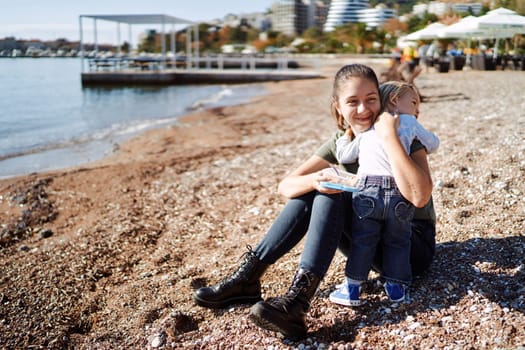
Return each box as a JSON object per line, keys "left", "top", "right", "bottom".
{"left": 375, "top": 111, "right": 400, "bottom": 140}
{"left": 313, "top": 168, "right": 343, "bottom": 194}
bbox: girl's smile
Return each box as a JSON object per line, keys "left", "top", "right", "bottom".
{"left": 336, "top": 77, "right": 381, "bottom": 135}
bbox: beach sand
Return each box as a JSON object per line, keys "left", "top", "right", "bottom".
{"left": 1, "top": 57, "right": 524, "bottom": 349}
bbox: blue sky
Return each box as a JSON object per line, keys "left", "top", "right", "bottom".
{"left": 0, "top": 0, "right": 273, "bottom": 42}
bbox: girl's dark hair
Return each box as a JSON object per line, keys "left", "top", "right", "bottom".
{"left": 330, "top": 64, "right": 380, "bottom": 131}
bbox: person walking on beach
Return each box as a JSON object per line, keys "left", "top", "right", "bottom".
{"left": 329, "top": 81, "right": 439, "bottom": 306}
{"left": 192, "top": 64, "right": 436, "bottom": 339}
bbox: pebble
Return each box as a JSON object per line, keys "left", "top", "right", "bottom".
{"left": 39, "top": 228, "right": 53, "bottom": 238}
{"left": 409, "top": 322, "right": 421, "bottom": 330}
{"left": 403, "top": 334, "right": 416, "bottom": 342}
{"left": 150, "top": 331, "right": 167, "bottom": 348}
{"left": 441, "top": 316, "right": 453, "bottom": 323}
{"left": 18, "top": 245, "right": 30, "bottom": 252}
{"left": 248, "top": 207, "right": 260, "bottom": 215}
{"left": 494, "top": 181, "right": 508, "bottom": 190}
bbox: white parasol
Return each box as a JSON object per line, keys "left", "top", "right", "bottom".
{"left": 405, "top": 22, "right": 448, "bottom": 41}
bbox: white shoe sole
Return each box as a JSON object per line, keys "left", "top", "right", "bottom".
{"left": 329, "top": 295, "right": 362, "bottom": 306}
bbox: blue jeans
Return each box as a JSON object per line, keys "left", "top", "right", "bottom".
{"left": 346, "top": 176, "right": 414, "bottom": 284}
{"left": 254, "top": 191, "right": 351, "bottom": 278}
{"left": 339, "top": 221, "right": 436, "bottom": 277}
{"left": 253, "top": 190, "right": 435, "bottom": 280}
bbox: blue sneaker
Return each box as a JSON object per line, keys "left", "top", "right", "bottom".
{"left": 329, "top": 280, "right": 362, "bottom": 306}
{"left": 384, "top": 282, "right": 405, "bottom": 302}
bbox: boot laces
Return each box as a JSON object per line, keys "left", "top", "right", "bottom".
{"left": 217, "top": 245, "right": 256, "bottom": 288}
{"left": 268, "top": 271, "right": 313, "bottom": 309}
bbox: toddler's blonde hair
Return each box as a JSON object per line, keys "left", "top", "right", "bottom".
{"left": 379, "top": 81, "right": 421, "bottom": 115}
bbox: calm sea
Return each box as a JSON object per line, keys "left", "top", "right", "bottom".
{"left": 0, "top": 58, "right": 266, "bottom": 179}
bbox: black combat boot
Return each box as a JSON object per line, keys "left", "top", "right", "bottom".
{"left": 193, "top": 246, "right": 269, "bottom": 309}
{"left": 249, "top": 268, "right": 321, "bottom": 340}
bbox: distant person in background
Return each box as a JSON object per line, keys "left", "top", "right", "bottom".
{"left": 402, "top": 45, "right": 418, "bottom": 73}
{"left": 418, "top": 43, "right": 429, "bottom": 70}
{"left": 424, "top": 41, "right": 439, "bottom": 73}
{"left": 381, "top": 46, "right": 422, "bottom": 85}
{"left": 380, "top": 51, "right": 404, "bottom": 83}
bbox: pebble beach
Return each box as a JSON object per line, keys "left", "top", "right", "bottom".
{"left": 0, "top": 56, "right": 524, "bottom": 349}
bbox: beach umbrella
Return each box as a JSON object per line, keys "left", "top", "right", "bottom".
{"left": 438, "top": 8, "right": 525, "bottom": 57}
{"left": 477, "top": 8, "right": 525, "bottom": 36}
{"left": 438, "top": 16, "right": 491, "bottom": 39}
{"left": 405, "top": 22, "right": 448, "bottom": 41}
{"left": 476, "top": 8, "right": 525, "bottom": 56}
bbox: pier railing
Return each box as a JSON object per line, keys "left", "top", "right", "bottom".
{"left": 86, "top": 55, "right": 298, "bottom": 72}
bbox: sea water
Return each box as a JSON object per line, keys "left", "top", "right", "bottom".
{"left": 0, "top": 58, "right": 266, "bottom": 178}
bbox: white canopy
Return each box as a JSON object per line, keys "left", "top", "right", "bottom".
{"left": 438, "top": 8, "right": 525, "bottom": 40}
{"left": 437, "top": 8, "right": 525, "bottom": 57}
{"left": 477, "top": 7, "right": 525, "bottom": 36}
{"left": 80, "top": 14, "right": 194, "bottom": 26}
{"left": 438, "top": 16, "right": 491, "bottom": 39}
{"left": 405, "top": 22, "right": 448, "bottom": 41}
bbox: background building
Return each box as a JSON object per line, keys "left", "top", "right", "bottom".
{"left": 413, "top": 1, "right": 482, "bottom": 17}
{"left": 357, "top": 4, "right": 397, "bottom": 29}
{"left": 324, "top": 0, "right": 370, "bottom": 32}
{"left": 271, "top": 0, "right": 328, "bottom": 36}
{"left": 271, "top": 0, "right": 301, "bottom": 36}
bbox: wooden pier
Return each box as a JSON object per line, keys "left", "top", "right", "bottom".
{"left": 81, "top": 68, "right": 323, "bottom": 86}
{"left": 81, "top": 56, "right": 324, "bottom": 86}
{"left": 79, "top": 15, "right": 324, "bottom": 86}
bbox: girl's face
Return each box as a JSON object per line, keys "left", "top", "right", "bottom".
{"left": 336, "top": 77, "right": 381, "bottom": 135}
{"left": 395, "top": 89, "right": 420, "bottom": 118}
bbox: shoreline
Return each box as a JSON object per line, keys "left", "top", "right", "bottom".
{"left": 0, "top": 82, "right": 270, "bottom": 180}
{"left": 0, "top": 56, "right": 384, "bottom": 181}
{"left": 1, "top": 59, "right": 524, "bottom": 349}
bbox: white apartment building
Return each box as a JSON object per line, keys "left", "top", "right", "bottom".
{"left": 272, "top": 0, "right": 298, "bottom": 36}
{"left": 413, "top": 2, "right": 448, "bottom": 16}
{"left": 221, "top": 12, "right": 269, "bottom": 31}
{"left": 451, "top": 3, "right": 482, "bottom": 15}
{"left": 324, "top": 0, "right": 398, "bottom": 32}
{"left": 324, "top": 0, "right": 370, "bottom": 32}
{"left": 413, "top": 2, "right": 482, "bottom": 17}
{"left": 357, "top": 4, "right": 397, "bottom": 29}
{"left": 271, "top": 0, "right": 328, "bottom": 36}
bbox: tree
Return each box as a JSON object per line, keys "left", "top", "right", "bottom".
{"left": 302, "top": 27, "right": 323, "bottom": 41}
{"left": 407, "top": 12, "right": 439, "bottom": 32}
{"left": 138, "top": 30, "right": 156, "bottom": 52}
{"left": 384, "top": 18, "right": 408, "bottom": 34}
{"left": 121, "top": 41, "right": 130, "bottom": 53}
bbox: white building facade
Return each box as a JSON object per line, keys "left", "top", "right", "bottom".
{"left": 324, "top": 0, "right": 399, "bottom": 32}
{"left": 271, "top": 0, "right": 328, "bottom": 36}
{"left": 323, "top": 0, "right": 369, "bottom": 32}
{"left": 413, "top": 1, "right": 482, "bottom": 17}
{"left": 357, "top": 5, "right": 397, "bottom": 29}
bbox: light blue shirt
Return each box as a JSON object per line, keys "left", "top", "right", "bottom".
{"left": 336, "top": 114, "right": 440, "bottom": 176}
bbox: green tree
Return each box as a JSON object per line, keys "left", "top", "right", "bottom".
{"left": 407, "top": 12, "right": 439, "bottom": 32}
{"left": 121, "top": 41, "right": 130, "bottom": 53}
{"left": 138, "top": 29, "right": 156, "bottom": 52}
{"left": 302, "top": 27, "right": 323, "bottom": 41}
